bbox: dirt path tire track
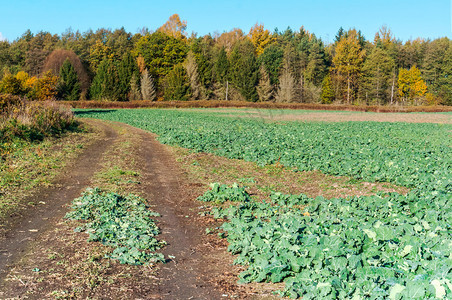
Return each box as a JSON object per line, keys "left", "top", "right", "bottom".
{"left": 0, "top": 119, "right": 118, "bottom": 282}
{"left": 127, "top": 123, "right": 222, "bottom": 300}
{"left": 0, "top": 120, "right": 223, "bottom": 299}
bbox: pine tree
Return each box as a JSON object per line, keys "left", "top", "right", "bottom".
{"left": 361, "top": 47, "right": 395, "bottom": 104}
{"left": 333, "top": 29, "right": 365, "bottom": 103}
{"left": 184, "top": 51, "right": 201, "bottom": 100}
{"left": 163, "top": 64, "right": 190, "bottom": 101}
{"left": 140, "top": 68, "right": 156, "bottom": 101}
{"left": 275, "top": 63, "right": 296, "bottom": 102}
{"left": 229, "top": 40, "right": 259, "bottom": 101}
{"left": 129, "top": 73, "right": 141, "bottom": 100}
{"left": 321, "top": 74, "right": 335, "bottom": 104}
{"left": 275, "top": 46, "right": 297, "bottom": 102}
{"left": 89, "top": 59, "right": 120, "bottom": 100}
{"left": 214, "top": 47, "right": 228, "bottom": 84}
{"left": 58, "top": 58, "right": 80, "bottom": 100}
{"left": 117, "top": 52, "right": 139, "bottom": 101}
{"left": 257, "top": 65, "right": 273, "bottom": 101}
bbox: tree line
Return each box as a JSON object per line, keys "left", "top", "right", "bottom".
{"left": 0, "top": 14, "right": 451, "bottom": 105}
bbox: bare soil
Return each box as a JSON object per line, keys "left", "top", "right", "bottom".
{"left": 0, "top": 120, "right": 225, "bottom": 299}
{"left": 187, "top": 109, "right": 452, "bottom": 124}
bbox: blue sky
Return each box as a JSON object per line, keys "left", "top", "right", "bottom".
{"left": 0, "top": 0, "right": 451, "bottom": 43}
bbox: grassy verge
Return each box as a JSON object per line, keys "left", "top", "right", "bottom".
{"left": 0, "top": 125, "right": 98, "bottom": 224}
{"left": 0, "top": 121, "right": 162, "bottom": 299}
{"left": 170, "top": 146, "right": 408, "bottom": 200}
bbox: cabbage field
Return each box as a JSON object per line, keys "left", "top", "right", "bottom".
{"left": 78, "top": 109, "right": 451, "bottom": 299}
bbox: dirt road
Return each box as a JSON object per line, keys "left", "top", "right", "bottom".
{"left": 0, "top": 120, "right": 221, "bottom": 299}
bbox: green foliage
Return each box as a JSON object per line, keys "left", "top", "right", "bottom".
{"left": 213, "top": 47, "right": 228, "bottom": 83}
{"left": 229, "top": 40, "right": 259, "bottom": 101}
{"left": 320, "top": 74, "right": 335, "bottom": 103}
{"left": 65, "top": 188, "right": 165, "bottom": 265}
{"left": 0, "top": 73, "right": 23, "bottom": 95}
{"left": 133, "top": 31, "right": 188, "bottom": 86}
{"left": 117, "top": 52, "right": 139, "bottom": 101}
{"left": 57, "top": 58, "right": 81, "bottom": 100}
{"left": 199, "top": 184, "right": 451, "bottom": 299}
{"left": 1, "top": 97, "right": 76, "bottom": 142}
{"left": 89, "top": 58, "right": 120, "bottom": 100}
{"left": 258, "top": 43, "right": 284, "bottom": 85}
{"left": 422, "top": 38, "right": 452, "bottom": 105}
{"left": 190, "top": 37, "right": 215, "bottom": 97}
{"left": 79, "top": 109, "right": 451, "bottom": 297}
{"left": 163, "top": 64, "right": 191, "bottom": 101}
{"left": 361, "top": 47, "right": 395, "bottom": 104}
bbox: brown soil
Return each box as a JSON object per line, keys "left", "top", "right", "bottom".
{"left": 0, "top": 120, "right": 224, "bottom": 299}
{"left": 187, "top": 109, "right": 452, "bottom": 124}
{"left": 0, "top": 119, "right": 117, "bottom": 279}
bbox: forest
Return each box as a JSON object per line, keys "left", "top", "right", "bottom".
{"left": 0, "top": 14, "right": 451, "bottom": 105}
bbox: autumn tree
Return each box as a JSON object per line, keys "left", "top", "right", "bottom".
{"left": 158, "top": 14, "right": 187, "bottom": 39}
{"left": 57, "top": 58, "right": 80, "bottom": 100}
{"left": 215, "top": 28, "right": 244, "bottom": 53}
{"left": 129, "top": 73, "right": 141, "bottom": 100}
{"left": 275, "top": 45, "right": 298, "bottom": 102}
{"left": 321, "top": 73, "right": 335, "bottom": 103}
{"left": 141, "top": 68, "right": 156, "bottom": 101}
{"left": 133, "top": 31, "right": 188, "bottom": 87}
{"left": 333, "top": 29, "right": 365, "bottom": 103}
{"left": 89, "top": 39, "right": 115, "bottom": 72}
{"left": 36, "top": 71, "right": 59, "bottom": 100}
{"left": 257, "top": 65, "right": 273, "bottom": 101}
{"left": 275, "top": 48, "right": 298, "bottom": 103}
{"left": 248, "top": 23, "right": 275, "bottom": 56}
{"left": 184, "top": 51, "right": 201, "bottom": 99}
{"left": 42, "top": 49, "right": 89, "bottom": 96}
{"left": 0, "top": 72, "right": 23, "bottom": 95}
{"left": 397, "top": 66, "right": 427, "bottom": 104}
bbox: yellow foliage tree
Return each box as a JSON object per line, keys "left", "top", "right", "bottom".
{"left": 36, "top": 71, "right": 59, "bottom": 100}
{"left": 397, "top": 66, "right": 427, "bottom": 103}
{"left": 248, "top": 23, "right": 275, "bottom": 56}
{"left": 89, "top": 40, "right": 115, "bottom": 71}
{"left": 158, "top": 14, "right": 187, "bottom": 39}
{"left": 332, "top": 29, "right": 365, "bottom": 103}
{"left": 215, "top": 28, "right": 244, "bottom": 53}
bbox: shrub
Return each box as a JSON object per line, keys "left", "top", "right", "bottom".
{"left": 0, "top": 94, "right": 77, "bottom": 142}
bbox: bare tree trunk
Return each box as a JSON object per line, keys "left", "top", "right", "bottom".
{"left": 347, "top": 75, "right": 350, "bottom": 104}
{"left": 225, "top": 80, "right": 229, "bottom": 101}
{"left": 390, "top": 72, "right": 395, "bottom": 105}
{"left": 376, "top": 66, "right": 380, "bottom": 101}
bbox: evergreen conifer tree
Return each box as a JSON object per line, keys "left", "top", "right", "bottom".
{"left": 140, "top": 68, "right": 156, "bottom": 101}
{"left": 163, "top": 64, "right": 191, "bottom": 101}
{"left": 257, "top": 65, "right": 273, "bottom": 101}
{"left": 58, "top": 58, "right": 80, "bottom": 100}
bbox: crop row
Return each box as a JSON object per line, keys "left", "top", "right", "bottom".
{"left": 78, "top": 109, "right": 451, "bottom": 298}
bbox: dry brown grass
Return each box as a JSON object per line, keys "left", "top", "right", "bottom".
{"left": 64, "top": 100, "right": 452, "bottom": 113}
